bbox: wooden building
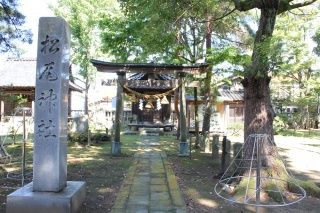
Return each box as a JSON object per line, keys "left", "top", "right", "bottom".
{"left": 0, "top": 58, "right": 83, "bottom": 121}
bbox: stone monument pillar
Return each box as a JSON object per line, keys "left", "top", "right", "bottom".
{"left": 112, "top": 71, "right": 125, "bottom": 155}
{"left": 179, "top": 72, "right": 189, "bottom": 156}
{"left": 6, "top": 17, "right": 86, "bottom": 213}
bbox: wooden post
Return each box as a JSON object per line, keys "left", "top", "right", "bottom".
{"left": 212, "top": 134, "right": 219, "bottom": 158}
{"left": 68, "top": 90, "right": 72, "bottom": 117}
{"left": 174, "top": 88, "right": 180, "bottom": 140}
{"left": 220, "top": 136, "right": 230, "bottom": 174}
{"left": 233, "top": 143, "right": 242, "bottom": 159}
{"left": 224, "top": 104, "right": 230, "bottom": 131}
{"left": 194, "top": 87, "right": 200, "bottom": 148}
{"left": 113, "top": 72, "right": 125, "bottom": 155}
{"left": 205, "top": 132, "right": 211, "bottom": 153}
{"left": 179, "top": 72, "right": 188, "bottom": 156}
{"left": 22, "top": 108, "right": 26, "bottom": 186}
{"left": 0, "top": 101, "right": 4, "bottom": 122}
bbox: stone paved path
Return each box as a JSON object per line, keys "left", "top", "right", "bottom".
{"left": 112, "top": 134, "right": 186, "bottom": 213}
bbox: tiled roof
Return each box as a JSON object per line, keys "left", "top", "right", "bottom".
{"left": 0, "top": 58, "right": 36, "bottom": 87}
{"left": 218, "top": 89, "right": 244, "bottom": 101}
{"left": 128, "top": 73, "right": 175, "bottom": 80}
{"left": 0, "top": 58, "right": 83, "bottom": 92}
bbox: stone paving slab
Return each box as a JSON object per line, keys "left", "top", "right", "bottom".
{"left": 111, "top": 134, "right": 186, "bottom": 213}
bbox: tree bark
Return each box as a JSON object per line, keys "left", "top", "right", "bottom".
{"left": 84, "top": 77, "right": 91, "bottom": 146}
{"left": 242, "top": 7, "right": 278, "bottom": 164}
{"left": 202, "top": 14, "right": 213, "bottom": 133}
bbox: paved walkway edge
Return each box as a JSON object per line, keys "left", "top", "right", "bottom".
{"left": 162, "top": 153, "right": 186, "bottom": 210}
{"left": 111, "top": 152, "right": 187, "bottom": 212}
{"left": 111, "top": 160, "right": 138, "bottom": 211}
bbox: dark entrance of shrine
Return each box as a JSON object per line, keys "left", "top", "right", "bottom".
{"left": 132, "top": 99, "right": 171, "bottom": 123}
{"left": 126, "top": 73, "right": 174, "bottom": 125}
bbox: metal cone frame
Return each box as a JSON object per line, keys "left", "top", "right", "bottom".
{"left": 214, "top": 134, "right": 306, "bottom": 207}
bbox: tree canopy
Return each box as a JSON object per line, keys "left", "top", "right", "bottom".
{"left": 0, "top": 0, "right": 32, "bottom": 54}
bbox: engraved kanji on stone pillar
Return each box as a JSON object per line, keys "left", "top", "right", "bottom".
{"left": 33, "top": 17, "right": 70, "bottom": 192}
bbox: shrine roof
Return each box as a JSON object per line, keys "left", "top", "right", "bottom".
{"left": 0, "top": 58, "right": 36, "bottom": 87}
{"left": 91, "top": 60, "right": 208, "bottom": 74}
{"left": 218, "top": 89, "right": 244, "bottom": 102}
{"left": 0, "top": 58, "right": 83, "bottom": 92}
{"left": 128, "top": 73, "right": 175, "bottom": 80}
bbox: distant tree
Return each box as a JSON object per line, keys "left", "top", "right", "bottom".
{"left": 0, "top": 0, "right": 32, "bottom": 54}
{"left": 100, "top": 0, "right": 242, "bottom": 136}
{"left": 313, "top": 28, "right": 320, "bottom": 56}
{"left": 270, "top": 12, "right": 319, "bottom": 128}
{"left": 53, "top": 0, "right": 119, "bottom": 145}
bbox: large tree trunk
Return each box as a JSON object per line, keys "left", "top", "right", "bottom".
{"left": 243, "top": 77, "right": 275, "bottom": 140}
{"left": 242, "top": 7, "right": 277, "bottom": 163}
{"left": 202, "top": 14, "right": 213, "bottom": 133}
{"left": 202, "top": 69, "right": 213, "bottom": 133}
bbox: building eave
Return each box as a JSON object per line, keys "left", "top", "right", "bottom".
{"left": 91, "top": 60, "right": 208, "bottom": 74}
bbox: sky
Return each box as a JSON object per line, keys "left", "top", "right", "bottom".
{"left": 14, "top": 0, "right": 320, "bottom": 64}
{"left": 19, "top": 0, "right": 57, "bottom": 57}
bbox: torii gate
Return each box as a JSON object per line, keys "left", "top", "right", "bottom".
{"left": 91, "top": 60, "right": 208, "bottom": 156}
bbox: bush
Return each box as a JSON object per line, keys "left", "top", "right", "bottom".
{"left": 227, "top": 123, "right": 244, "bottom": 136}
{"left": 68, "top": 132, "right": 111, "bottom": 145}
{"left": 273, "top": 115, "right": 288, "bottom": 134}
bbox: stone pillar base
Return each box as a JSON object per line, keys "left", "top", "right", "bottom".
{"left": 179, "top": 141, "right": 189, "bottom": 157}
{"left": 6, "top": 181, "right": 86, "bottom": 213}
{"left": 112, "top": 141, "right": 121, "bottom": 155}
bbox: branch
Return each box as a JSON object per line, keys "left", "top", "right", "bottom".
{"left": 173, "top": 2, "right": 195, "bottom": 25}
{"left": 233, "top": 0, "right": 260, "bottom": 12}
{"left": 0, "top": 2, "right": 19, "bottom": 32}
{"left": 167, "top": 51, "right": 193, "bottom": 63}
{"left": 278, "top": 0, "right": 318, "bottom": 14}
{"left": 288, "top": 9, "right": 306, "bottom": 16}
{"left": 285, "top": 72, "right": 299, "bottom": 83}
{"left": 212, "top": 32, "right": 250, "bottom": 46}
{"left": 215, "top": 8, "right": 237, "bottom": 21}
{"left": 198, "top": 8, "right": 237, "bottom": 23}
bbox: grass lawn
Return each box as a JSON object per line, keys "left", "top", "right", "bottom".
{"left": 0, "top": 134, "right": 140, "bottom": 213}
{"left": 277, "top": 129, "right": 320, "bottom": 139}
{"left": 0, "top": 133, "right": 319, "bottom": 212}
{"left": 159, "top": 135, "right": 320, "bottom": 212}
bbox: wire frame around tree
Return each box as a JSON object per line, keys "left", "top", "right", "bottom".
{"left": 214, "top": 134, "right": 306, "bottom": 207}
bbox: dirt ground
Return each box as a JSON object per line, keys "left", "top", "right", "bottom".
{"left": 1, "top": 134, "right": 320, "bottom": 212}
{"left": 0, "top": 140, "right": 135, "bottom": 213}
{"left": 168, "top": 151, "right": 320, "bottom": 213}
